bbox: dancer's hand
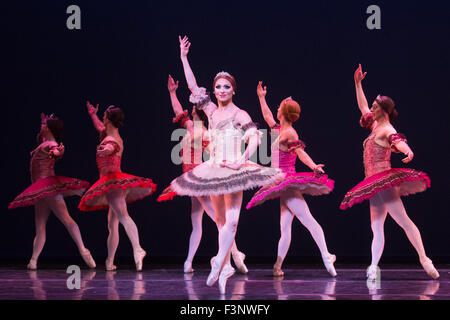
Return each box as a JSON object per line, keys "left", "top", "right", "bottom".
{"left": 87, "top": 101, "right": 99, "bottom": 115}
{"left": 402, "top": 151, "right": 414, "bottom": 163}
{"left": 257, "top": 81, "right": 267, "bottom": 98}
{"left": 354, "top": 64, "right": 367, "bottom": 83}
{"left": 179, "top": 35, "right": 191, "bottom": 58}
{"left": 168, "top": 75, "right": 179, "bottom": 92}
{"left": 96, "top": 145, "right": 108, "bottom": 156}
{"left": 313, "top": 164, "right": 325, "bottom": 174}
{"left": 220, "top": 159, "right": 244, "bottom": 170}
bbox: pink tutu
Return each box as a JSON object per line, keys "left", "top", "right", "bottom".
{"left": 246, "top": 172, "right": 334, "bottom": 209}
{"left": 9, "top": 176, "right": 90, "bottom": 209}
{"left": 340, "top": 168, "right": 430, "bottom": 210}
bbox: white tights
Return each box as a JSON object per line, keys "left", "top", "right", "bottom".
{"left": 276, "top": 189, "right": 332, "bottom": 268}
{"left": 369, "top": 187, "right": 428, "bottom": 266}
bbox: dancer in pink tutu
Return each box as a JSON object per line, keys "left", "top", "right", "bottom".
{"left": 157, "top": 75, "right": 248, "bottom": 275}
{"left": 246, "top": 82, "right": 337, "bottom": 277}
{"left": 340, "top": 64, "right": 439, "bottom": 280}
{"left": 79, "top": 102, "right": 157, "bottom": 271}
{"left": 169, "top": 36, "right": 284, "bottom": 294}
{"left": 9, "top": 113, "right": 95, "bottom": 270}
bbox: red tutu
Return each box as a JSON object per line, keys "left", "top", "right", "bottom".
{"left": 246, "top": 172, "right": 334, "bottom": 209}
{"left": 340, "top": 168, "right": 430, "bottom": 210}
{"left": 78, "top": 172, "right": 157, "bottom": 211}
{"left": 9, "top": 176, "right": 90, "bottom": 209}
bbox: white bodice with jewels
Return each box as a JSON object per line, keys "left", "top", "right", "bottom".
{"left": 208, "top": 116, "right": 246, "bottom": 165}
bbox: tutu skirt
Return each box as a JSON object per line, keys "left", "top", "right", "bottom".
{"left": 170, "top": 160, "right": 284, "bottom": 197}
{"left": 246, "top": 172, "right": 334, "bottom": 209}
{"left": 9, "top": 176, "right": 90, "bottom": 209}
{"left": 340, "top": 168, "right": 430, "bottom": 210}
{"left": 78, "top": 172, "right": 157, "bottom": 211}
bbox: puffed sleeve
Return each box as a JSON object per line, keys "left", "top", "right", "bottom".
{"left": 189, "top": 87, "right": 211, "bottom": 110}
{"left": 98, "top": 140, "right": 120, "bottom": 155}
{"left": 241, "top": 121, "right": 262, "bottom": 144}
{"left": 388, "top": 133, "right": 407, "bottom": 153}
{"left": 173, "top": 110, "right": 190, "bottom": 128}
{"left": 360, "top": 112, "right": 375, "bottom": 130}
{"left": 48, "top": 144, "right": 63, "bottom": 159}
{"left": 287, "top": 140, "right": 306, "bottom": 153}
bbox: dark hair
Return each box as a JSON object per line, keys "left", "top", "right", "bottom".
{"left": 195, "top": 108, "right": 209, "bottom": 128}
{"left": 106, "top": 106, "right": 124, "bottom": 128}
{"left": 375, "top": 95, "right": 398, "bottom": 121}
{"left": 37, "top": 116, "right": 64, "bottom": 143}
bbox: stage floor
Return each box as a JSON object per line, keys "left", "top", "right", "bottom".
{"left": 0, "top": 264, "right": 449, "bottom": 300}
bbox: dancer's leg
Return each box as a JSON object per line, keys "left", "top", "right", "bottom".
{"left": 107, "top": 189, "right": 145, "bottom": 270}
{"left": 380, "top": 188, "right": 439, "bottom": 279}
{"left": 106, "top": 207, "right": 119, "bottom": 270}
{"left": 273, "top": 198, "right": 294, "bottom": 276}
{"left": 184, "top": 197, "right": 204, "bottom": 272}
{"left": 282, "top": 189, "right": 336, "bottom": 276}
{"left": 369, "top": 194, "right": 388, "bottom": 267}
{"left": 46, "top": 195, "right": 95, "bottom": 268}
{"left": 28, "top": 200, "right": 51, "bottom": 269}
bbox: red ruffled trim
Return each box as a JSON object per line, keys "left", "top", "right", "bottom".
{"left": 340, "top": 168, "right": 430, "bottom": 210}
{"left": 360, "top": 113, "right": 374, "bottom": 130}
{"left": 287, "top": 140, "right": 306, "bottom": 153}
{"left": 78, "top": 172, "right": 157, "bottom": 211}
{"left": 157, "top": 186, "right": 178, "bottom": 202}
{"left": 388, "top": 133, "right": 407, "bottom": 153}
{"left": 173, "top": 110, "right": 190, "bottom": 128}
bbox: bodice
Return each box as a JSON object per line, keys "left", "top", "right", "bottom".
{"left": 96, "top": 140, "right": 122, "bottom": 177}
{"left": 30, "top": 144, "right": 57, "bottom": 182}
{"left": 363, "top": 133, "right": 392, "bottom": 177}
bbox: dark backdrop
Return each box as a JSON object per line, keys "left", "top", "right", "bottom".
{"left": 2, "top": 1, "right": 449, "bottom": 264}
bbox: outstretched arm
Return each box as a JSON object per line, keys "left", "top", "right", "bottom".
{"left": 257, "top": 81, "right": 277, "bottom": 128}
{"left": 168, "top": 74, "right": 194, "bottom": 133}
{"left": 86, "top": 101, "right": 106, "bottom": 133}
{"left": 295, "top": 148, "right": 325, "bottom": 173}
{"left": 354, "top": 64, "right": 370, "bottom": 115}
{"left": 179, "top": 36, "right": 200, "bottom": 93}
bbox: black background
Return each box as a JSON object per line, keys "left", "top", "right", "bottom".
{"left": 3, "top": 1, "right": 449, "bottom": 264}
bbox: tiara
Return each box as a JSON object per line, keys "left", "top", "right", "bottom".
{"left": 214, "top": 71, "right": 232, "bottom": 79}
{"left": 283, "top": 96, "right": 293, "bottom": 105}
{"left": 41, "top": 113, "right": 56, "bottom": 124}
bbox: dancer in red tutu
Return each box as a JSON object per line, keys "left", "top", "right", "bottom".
{"left": 340, "top": 64, "right": 438, "bottom": 280}
{"left": 79, "top": 102, "right": 156, "bottom": 271}
{"left": 9, "top": 113, "right": 95, "bottom": 270}
{"left": 246, "top": 82, "right": 336, "bottom": 277}
{"left": 158, "top": 75, "right": 248, "bottom": 274}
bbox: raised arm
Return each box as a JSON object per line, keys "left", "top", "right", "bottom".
{"left": 86, "top": 101, "right": 106, "bottom": 133}
{"left": 168, "top": 74, "right": 194, "bottom": 134}
{"left": 179, "top": 36, "right": 200, "bottom": 93}
{"left": 257, "top": 81, "right": 277, "bottom": 128}
{"left": 354, "top": 64, "right": 370, "bottom": 115}
{"left": 296, "top": 148, "right": 325, "bottom": 173}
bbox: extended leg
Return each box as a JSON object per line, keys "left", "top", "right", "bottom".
{"left": 28, "top": 200, "right": 51, "bottom": 269}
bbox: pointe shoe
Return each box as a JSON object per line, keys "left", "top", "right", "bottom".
{"left": 80, "top": 249, "right": 96, "bottom": 269}
{"left": 322, "top": 254, "right": 337, "bottom": 277}
{"left": 105, "top": 258, "right": 117, "bottom": 271}
{"left": 218, "top": 263, "right": 235, "bottom": 295}
{"left": 366, "top": 265, "right": 379, "bottom": 281}
{"left": 27, "top": 259, "right": 37, "bottom": 270}
{"left": 232, "top": 251, "right": 248, "bottom": 274}
{"left": 134, "top": 249, "right": 147, "bottom": 271}
{"left": 273, "top": 266, "right": 284, "bottom": 277}
{"left": 420, "top": 257, "right": 440, "bottom": 280}
{"left": 206, "top": 257, "right": 221, "bottom": 287}
{"left": 184, "top": 261, "right": 194, "bottom": 273}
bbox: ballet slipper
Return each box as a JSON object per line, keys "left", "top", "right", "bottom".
{"left": 366, "top": 265, "right": 379, "bottom": 281}
{"left": 420, "top": 257, "right": 439, "bottom": 280}
{"left": 27, "top": 258, "right": 37, "bottom": 270}
{"left": 231, "top": 251, "right": 248, "bottom": 274}
{"left": 273, "top": 266, "right": 284, "bottom": 277}
{"left": 322, "top": 254, "right": 337, "bottom": 277}
{"left": 80, "top": 249, "right": 96, "bottom": 269}
{"left": 184, "top": 260, "right": 194, "bottom": 273}
{"left": 134, "top": 248, "right": 146, "bottom": 271}
{"left": 218, "top": 263, "right": 235, "bottom": 295}
{"left": 206, "top": 256, "right": 221, "bottom": 287}
{"left": 105, "top": 258, "right": 117, "bottom": 271}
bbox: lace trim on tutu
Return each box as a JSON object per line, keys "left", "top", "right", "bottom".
{"left": 388, "top": 133, "right": 407, "bottom": 153}
{"left": 78, "top": 173, "right": 157, "bottom": 211}
{"left": 340, "top": 168, "right": 430, "bottom": 210}
{"left": 360, "top": 112, "right": 374, "bottom": 130}
{"left": 8, "top": 177, "right": 89, "bottom": 209}
{"left": 173, "top": 110, "right": 190, "bottom": 127}
{"left": 246, "top": 173, "right": 334, "bottom": 209}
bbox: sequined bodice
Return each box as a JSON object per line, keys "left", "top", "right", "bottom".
{"left": 271, "top": 137, "right": 296, "bottom": 174}
{"left": 363, "top": 133, "right": 391, "bottom": 177}
{"left": 30, "top": 146, "right": 56, "bottom": 182}
{"left": 180, "top": 133, "right": 209, "bottom": 172}
{"left": 208, "top": 115, "right": 243, "bottom": 164}
{"left": 96, "top": 140, "right": 122, "bottom": 177}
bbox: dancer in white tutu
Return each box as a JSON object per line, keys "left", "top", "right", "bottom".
{"left": 169, "top": 36, "right": 284, "bottom": 294}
